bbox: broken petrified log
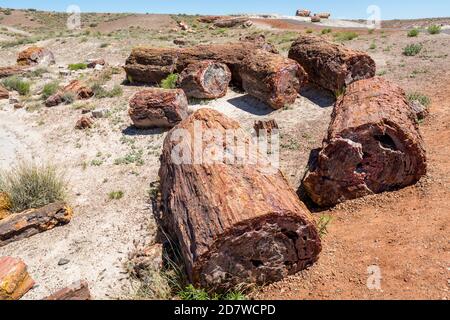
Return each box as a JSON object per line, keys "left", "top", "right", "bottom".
{"left": 177, "top": 60, "right": 231, "bottom": 99}
{"left": 124, "top": 40, "right": 278, "bottom": 86}
{"left": 296, "top": 9, "right": 311, "bottom": 17}
{"left": 129, "top": 88, "right": 188, "bottom": 129}
{"left": 45, "top": 80, "right": 93, "bottom": 107}
{"left": 317, "top": 12, "right": 331, "bottom": 19}
{"left": 75, "top": 116, "right": 94, "bottom": 129}
{"left": 213, "top": 17, "right": 253, "bottom": 28}
{"left": 159, "top": 108, "right": 322, "bottom": 291}
{"left": 0, "top": 257, "right": 35, "bottom": 300}
{"left": 310, "top": 15, "right": 321, "bottom": 23}
{"left": 197, "top": 16, "right": 222, "bottom": 23}
{"left": 17, "top": 46, "right": 55, "bottom": 66}
{"left": 302, "top": 77, "right": 427, "bottom": 207}
{"left": 44, "top": 280, "right": 92, "bottom": 300}
{"left": 240, "top": 50, "right": 307, "bottom": 109}
{"left": 0, "top": 202, "right": 73, "bottom": 248}
{"left": 0, "top": 65, "right": 28, "bottom": 78}
{"left": 87, "top": 58, "right": 106, "bottom": 68}
{"left": 288, "top": 35, "right": 376, "bottom": 94}
{"left": 0, "top": 84, "right": 9, "bottom": 99}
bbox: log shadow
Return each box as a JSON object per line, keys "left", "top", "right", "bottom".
{"left": 122, "top": 126, "right": 168, "bottom": 136}
{"left": 227, "top": 94, "right": 274, "bottom": 116}
{"left": 300, "top": 84, "right": 336, "bottom": 109}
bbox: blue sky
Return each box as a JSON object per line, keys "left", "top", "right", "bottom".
{"left": 1, "top": 1, "right": 449, "bottom": 20}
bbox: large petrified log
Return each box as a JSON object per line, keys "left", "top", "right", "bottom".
{"left": 288, "top": 35, "right": 376, "bottom": 94}
{"left": 129, "top": 88, "right": 188, "bottom": 129}
{"left": 213, "top": 17, "right": 252, "bottom": 28}
{"left": 240, "top": 50, "right": 307, "bottom": 109}
{"left": 296, "top": 9, "right": 311, "bottom": 17}
{"left": 44, "top": 280, "right": 92, "bottom": 300}
{"left": 0, "top": 257, "right": 35, "bottom": 300}
{"left": 17, "top": 46, "right": 55, "bottom": 66}
{"left": 0, "top": 202, "right": 73, "bottom": 248}
{"left": 302, "top": 77, "right": 427, "bottom": 207}
{"left": 159, "top": 108, "right": 322, "bottom": 291}
{"left": 124, "top": 40, "right": 278, "bottom": 86}
{"left": 177, "top": 60, "right": 231, "bottom": 99}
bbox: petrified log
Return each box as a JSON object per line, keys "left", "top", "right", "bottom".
{"left": 311, "top": 15, "right": 321, "bottom": 23}
{"left": 87, "top": 58, "right": 106, "bottom": 68}
{"left": 240, "top": 50, "right": 307, "bottom": 109}
{"left": 75, "top": 116, "right": 94, "bottom": 130}
{"left": 159, "top": 108, "right": 322, "bottom": 291}
{"left": 0, "top": 257, "right": 35, "bottom": 300}
{"left": 129, "top": 88, "right": 188, "bottom": 129}
{"left": 0, "top": 202, "right": 73, "bottom": 248}
{"left": 289, "top": 35, "right": 376, "bottom": 93}
{"left": 44, "top": 280, "right": 92, "bottom": 300}
{"left": 124, "top": 40, "right": 278, "bottom": 86}
{"left": 0, "top": 84, "right": 9, "bottom": 100}
{"left": 0, "top": 65, "right": 28, "bottom": 78}
{"left": 45, "top": 80, "right": 93, "bottom": 107}
{"left": 213, "top": 17, "right": 252, "bottom": 28}
{"left": 197, "top": 16, "right": 222, "bottom": 23}
{"left": 318, "top": 13, "right": 331, "bottom": 19}
{"left": 17, "top": 46, "right": 55, "bottom": 66}
{"left": 177, "top": 60, "right": 231, "bottom": 99}
{"left": 296, "top": 9, "right": 311, "bottom": 17}
{"left": 302, "top": 77, "right": 427, "bottom": 207}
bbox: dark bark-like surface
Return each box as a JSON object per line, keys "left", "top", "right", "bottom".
{"left": 159, "top": 108, "right": 322, "bottom": 291}
{"left": 177, "top": 60, "right": 231, "bottom": 99}
{"left": 302, "top": 77, "right": 427, "bottom": 207}
{"left": 128, "top": 88, "right": 188, "bottom": 129}
{"left": 44, "top": 280, "right": 92, "bottom": 300}
{"left": 288, "top": 35, "right": 376, "bottom": 93}
{"left": 240, "top": 50, "right": 307, "bottom": 109}
{"left": 0, "top": 202, "right": 72, "bottom": 248}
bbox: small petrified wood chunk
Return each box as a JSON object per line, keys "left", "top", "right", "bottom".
{"left": 302, "top": 77, "right": 427, "bottom": 207}
{"left": 75, "top": 116, "right": 94, "bottom": 130}
{"left": 296, "top": 9, "right": 311, "bottom": 17}
{"left": 129, "top": 88, "right": 188, "bottom": 129}
{"left": 177, "top": 60, "right": 231, "bottom": 99}
{"left": 0, "top": 257, "right": 35, "bottom": 300}
{"left": 240, "top": 50, "right": 307, "bottom": 109}
{"left": 159, "top": 108, "right": 322, "bottom": 291}
{"left": 45, "top": 80, "right": 93, "bottom": 107}
{"left": 17, "top": 46, "right": 55, "bottom": 66}
{"left": 44, "top": 280, "right": 92, "bottom": 300}
{"left": 0, "top": 85, "right": 9, "bottom": 100}
{"left": 0, "top": 65, "right": 28, "bottom": 78}
{"left": 0, "top": 202, "right": 73, "bottom": 248}
{"left": 253, "top": 119, "right": 279, "bottom": 137}
{"left": 288, "top": 35, "right": 376, "bottom": 94}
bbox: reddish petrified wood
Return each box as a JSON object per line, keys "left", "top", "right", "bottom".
{"left": 0, "top": 84, "right": 9, "bottom": 99}
{"left": 45, "top": 80, "right": 93, "bottom": 107}
{"left": 124, "top": 40, "right": 278, "bottom": 86}
{"left": 177, "top": 60, "right": 231, "bottom": 99}
{"left": 75, "top": 116, "right": 94, "bottom": 130}
{"left": 296, "top": 10, "right": 311, "bottom": 17}
{"left": 197, "top": 16, "right": 222, "bottom": 23}
{"left": 240, "top": 50, "right": 307, "bottom": 109}
{"left": 129, "top": 88, "right": 188, "bottom": 129}
{"left": 17, "top": 46, "right": 55, "bottom": 66}
{"left": 159, "top": 108, "right": 322, "bottom": 291}
{"left": 302, "top": 77, "right": 427, "bottom": 207}
{"left": 0, "top": 257, "right": 35, "bottom": 300}
{"left": 0, "top": 65, "right": 28, "bottom": 78}
{"left": 288, "top": 35, "right": 376, "bottom": 93}
{"left": 0, "top": 202, "right": 73, "bottom": 248}
{"left": 44, "top": 280, "right": 92, "bottom": 300}
{"left": 253, "top": 119, "right": 279, "bottom": 137}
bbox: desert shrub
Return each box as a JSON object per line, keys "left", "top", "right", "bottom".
{"left": 89, "top": 23, "right": 98, "bottom": 28}
{"left": 334, "top": 31, "right": 358, "bottom": 41}
{"left": 178, "top": 285, "right": 248, "bottom": 301}
{"left": 369, "top": 42, "right": 376, "bottom": 50}
{"left": 42, "top": 82, "right": 59, "bottom": 100}
{"left": 68, "top": 63, "right": 88, "bottom": 71}
{"left": 427, "top": 25, "right": 441, "bottom": 35}
{"left": 2, "top": 76, "right": 31, "bottom": 95}
{"left": 0, "top": 162, "right": 66, "bottom": 212}
{"left": 305, "top": 29, "right": 313, "bottom": 34}
{"left": 407, "top": 92, "right": 431, "bottom": 107}
{"left": 61, "top": 91, "right": 76, "bottom": 104}
{"left": 3, "top": 9, "right": 12, "bottom": 15}
{"left": 321, "top": 28, "right": 332, "bottom": 34}
{"left": 92, "top": 83, "right": 123, "bottom": 98}
{"left": 160, "top": 73, "right": 178, "bottom": 89}
{"left": 100, "top": 43, "right": 109, "bottom": 48}
{"left": 407, "top": 29, "right": 419, "bottom": 37}
{"left": 26, "top": 67, "right": 49, "bottom": 78}
{"left": 403, "top": 43, "right": 423, "bottom": 56}
{"left": 108, "top": 190, "right": 124, "bottom": 200}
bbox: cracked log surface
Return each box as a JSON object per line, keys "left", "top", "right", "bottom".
{"left": 288, "top": 35, "right": 376, "bottom": 94}
{"left": 124, "top": 40, "right": 278, "bottom": 86}
{"left": 159, "top": 108, "right": 322, "bottom": 291}
{"left": 302, "top": 77, "right": 427, "bottom": 207}
{"left": 177, "top": 60, "right": 231, "bottom": 99}
{"left": 0, "top": 202, "right": 72, "bottom": 248}
{"left": 240, "top": 50, "right": 307, "bottom": 109}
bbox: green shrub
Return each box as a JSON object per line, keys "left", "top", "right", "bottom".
{"left": 108, "top": 190, "right": 124, "bottom": 200}
{"left": 92, "top": 83, "right": 123, "bottom": 98}
{"left": 61, "top": 91, "right": 76, "bottom": 104}
{"left": 42, "top": 82, "right": 59, "bottom": 100}
{"left": 0, "top": 162, "right": 66, "bottom": 212}
{"left": 2, "top": 76, "right": 31, "bottom": 95}
{"left": 27, "top": 67, "right": 49, "bottom": 78}
{"left": 68, "top": 63, "right": 88, "bottom": 71}
{"left": 403, "top": 43, "right": 423, "bottom": 56}
{"left": 305, "top": 29, "right": 313, "bottom": 34}
{"left": 407, "top": 92, "right": 431, "bottom": 107}
{"left": 334, "top": 31, "right": 358, "bottom": 41}
{"left": 407, "top": 29, "right": 419, "bottom": 37}
{"left": 178, "top": 285, "right": 248, "bottom": 301}
{"left": 160, "top": 73, "right": 179, "bottom": 89}
{"left": 369, "top": 42, "right": 376, "bottom": 50}
{"left": 427, "top": 25, "right": 441, "bottom": 35}
{"left": 321, "top": 28, "right": 332, "bottom": 34}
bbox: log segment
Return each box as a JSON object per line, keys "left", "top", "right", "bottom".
{"left": 44, "top": 280, "right": 92, "bottom": 300}
{"left": 0, "top": 65, "right": 28, "bottom": 78}
{"left": 17, "top": 46, "right": 55, "bottom": 66}
{"left": 45, "top": 80, "right": 93, "bottom": 107}
{"left": 159, "top": 108, "right": 322, "bottom": 291}
{"left": 0, "top": 85, "right": 9, "bottom": 100}
{"left": 288, "top": 35, "right": 376, "bottom": 93}
{"left": 0, "top": 257, "right": 35, "bottom": 300}
{"left": 177, "top": 60, "right": 231, "bottom": 99}
{"left": 302, "top": 77, "right": 427, "bottom": 207}
{"left": 240, "top": 50, "right": 307, "bottom": 109}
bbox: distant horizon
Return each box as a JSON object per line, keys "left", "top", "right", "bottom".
{"left": 1, "top": 1, "right": 450, "bottom": 21}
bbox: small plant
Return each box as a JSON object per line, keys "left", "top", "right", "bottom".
{"left": 321, "top": 28, "right": 332, "bottom": 34}
{"left": 407, "top": 92, "right": 431, "bottom": 107}
{"left": 427, "top": 25, "right": 441, "bottom": 35}
{"left": 403, "top": 43, "right": 423, "bottom": 56}
{"left": 369, "top": 42, "right": 376, "bottom": 50}
{"left": 0, "top": 162, "right": 66, "bottom": 212}
{"left": 92, "top": 83, "right": 123, "bottom": 98}
{"left": 114, "top": 149, "right": 144, "bottom": 166}
{"left": 61, "top": 91, "right": 76, "bottom": 104}
{"left": 178, "top": 285, "right": 210, "bottom": 301}
{"left": 407, "top": 29, "right": 419, "bottom": 37}
{"left": 305, "top": 29, "right": 313, "bottom": 34}
{"left": 100, "top": 43, "right": 109, "bottom": 48}
{"left": 317, "top": 214, "right": 333, "bottom": 238}
{"left": 42, "top": 82, "right": 59, "bottom": 100}
{"left": 68, "top": 63, "right": 88, "bottom": 71}
{"left": 90, "top": 159, "right": 103, "bottom": 167}
{"left": 108, "top": 190, "right": 124, "bottom": 200}
{"left": 334, "top": 31, "right": 358, "bottom": 41}
{"left": 160, "top": 73, "right": 178, "bottom": 89}
{"left": 2, "top": 76, "right": 31, "bottom": 95}
{"left": 27, "top": 67, "right": 48, "bottom": 78}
